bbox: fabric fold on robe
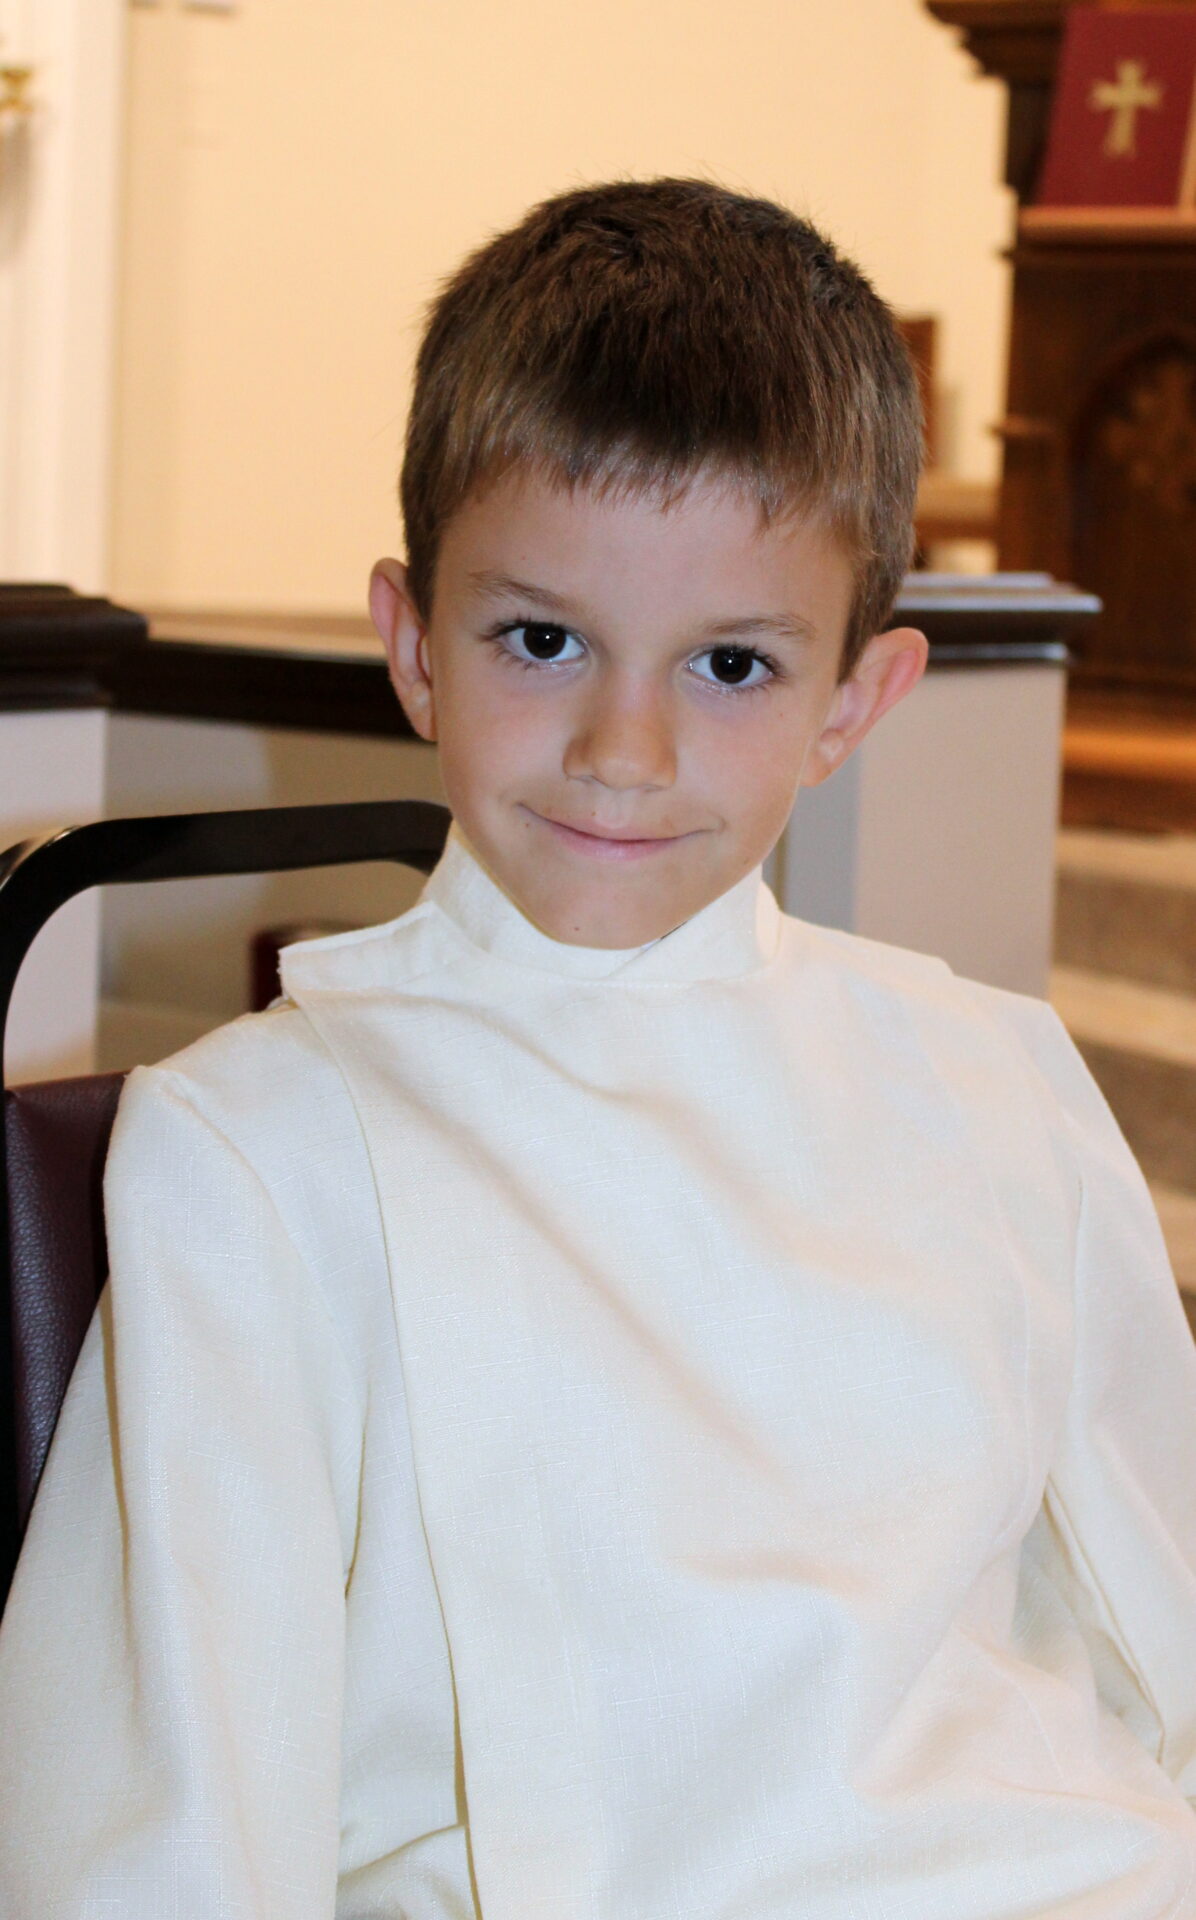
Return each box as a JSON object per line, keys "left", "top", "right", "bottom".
{"left": 2, "top": 820, "right": 1196, "bottom": 1918}
{"left": 283, "top": 824, "right": 1196, "bottom": 1920}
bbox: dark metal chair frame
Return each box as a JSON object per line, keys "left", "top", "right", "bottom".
{"left": 0, "top": 797, "right": 452, "bottom": 1599}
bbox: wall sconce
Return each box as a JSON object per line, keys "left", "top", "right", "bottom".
{"left": 0, "top": 65, "right": 34, "bottom": 127}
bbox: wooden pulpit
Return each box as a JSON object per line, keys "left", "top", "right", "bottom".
{"left": 927, "top": 0, "right": 1196, "bottom": 701}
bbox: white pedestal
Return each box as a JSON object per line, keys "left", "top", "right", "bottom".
{"left": 98, "top": 714, "right": 447, "bottom": 1066}
{"left": 770, "top": 663, "right": 1065, "bottom": 998}
{"left": 1, "top": 707, "right": 108, "bottom": 1082}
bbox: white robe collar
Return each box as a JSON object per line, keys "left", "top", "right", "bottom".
{"left": 413, "top": 821, "right": 782, "bottom": 986}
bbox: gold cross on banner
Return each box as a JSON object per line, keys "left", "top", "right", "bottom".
{"left": 1089, "top": 59, "right": 1164, "bottom": 158}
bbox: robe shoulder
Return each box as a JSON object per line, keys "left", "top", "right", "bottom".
{"left": 793, "top": 914, "right": 1073, "bottom": 1077}
{"left": 118, "top": 997, "right": 366, "bottom": 1183}
{"left": 133, "top": 906, "right": 1115, "bottom": 1252}
{"left": 789, "top": 913, "right": 1120, "bottom": 1187}
{"left": 146, "top": 910, "right": 1096, "bottom": 1123}
{"left": 110, "top": 1000, "right": 390, "bottom": 1396}
{"left": 168, "top": 904, "right": 1098, "bottom": 1159}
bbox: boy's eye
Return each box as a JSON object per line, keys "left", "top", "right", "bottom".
{"left": 691, "top": 646, "right": 775, "bottom": 691}
{"left": 491, "top": 623, "right": 779, "bottom": 692}
{"left": 500, "top": 621, "right": 585, "bottom": 665}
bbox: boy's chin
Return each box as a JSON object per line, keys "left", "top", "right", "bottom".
{"left": 462, "top": 813, "right": 739, "bottom": 948}
{"left": 513, "top": 873, "right": 701, "bottom": 951}
{"left": 532, "top": 908, "right": 669, "bottom": 950}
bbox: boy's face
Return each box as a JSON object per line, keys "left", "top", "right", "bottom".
{"left": 371, "top": 470, "right": 927, "bottom": 949}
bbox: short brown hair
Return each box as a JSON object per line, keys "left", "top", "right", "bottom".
{"left": 400, "top": 178, "right": 922, "bottom": 683}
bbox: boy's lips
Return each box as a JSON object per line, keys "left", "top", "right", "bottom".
{"left": 531, "top": 811, "right": 690, "bottom": 859}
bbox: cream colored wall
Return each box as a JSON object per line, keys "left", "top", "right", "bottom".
{"left": 0, "top": 0, "right": 126, "bottom": 587}
{"left": 109, "top": 0, "right": 1009, "bottom": 615}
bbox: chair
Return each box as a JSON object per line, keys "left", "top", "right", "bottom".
{"left": 0, "top": 797, "right": 452, "bottom": 1607}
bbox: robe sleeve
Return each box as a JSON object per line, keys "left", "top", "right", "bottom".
{"left": 0, "top": 1063, "right": 366, "bottom": 1919}
{"left": 974, "top": 984, "right": 1196, "bottom": 1805}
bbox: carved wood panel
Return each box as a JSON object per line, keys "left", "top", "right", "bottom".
{"left": 926, "top": 1, "right": 1196, "bottom": 696}
{"left": 1072, "top": 333, "right": 1196, "bottom": 684}
{"left": 996, "top": 228, "right": 1196, "bottom": 695}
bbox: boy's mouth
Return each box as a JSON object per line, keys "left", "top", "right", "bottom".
{"left": 532, "top": 812, "right": 688, "bottom": 860}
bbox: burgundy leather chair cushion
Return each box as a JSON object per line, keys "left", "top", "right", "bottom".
{"left": 4, "top": 1072, "right": 127, "bottom": 1526}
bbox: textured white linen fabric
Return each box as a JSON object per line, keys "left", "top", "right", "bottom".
{"left": 2, "top": 822, "right": 1196, "bottom": 1918}
{"left": 0, "top": 1001, "right": 474, "bottom": 1919}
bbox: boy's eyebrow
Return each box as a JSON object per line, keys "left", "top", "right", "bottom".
{"left": 467, "top": 572, "right": 817, "bottom": 645}
{"left": 467, "top": 571, "right": 576, "bottom": 614}
{"left": 701, "top": 613, "right": 817, "bottom": 646}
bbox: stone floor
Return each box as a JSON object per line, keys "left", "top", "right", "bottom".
{"left": 1149, "top": 1185, "right": 1196, "bottom": 1302}
{"left": 1051, "top": 825, "right": 1196, "bottom": 1331}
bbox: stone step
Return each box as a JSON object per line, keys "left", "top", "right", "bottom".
{"left": 1048, "top": 965, "right": 1196, "bottom": 1195}
{"left": 1149, "top": 1186, "right": 1196, "bottom": 1341}
{"left": 1049, "top": 829, "right": 1196, "bottom": 1334}
{"left": 1055, "top": 827, "right": 1196, "bottom": 995}
{"left": 1048, "top": 964, "right": 1196, "bottom": 1327}
{"left": 1149, "top": 1183, "right": 1196, "bottom": 1299}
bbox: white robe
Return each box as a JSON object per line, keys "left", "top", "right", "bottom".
{"left": 3, "top": 823, "right": 1196, "bottom": 1919}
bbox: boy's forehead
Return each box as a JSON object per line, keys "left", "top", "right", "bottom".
{"left": 460, "top": 459, "right": 812, "bottom": 539}
{"left": 442, "top": 464, "right": 852, "bottom": 615}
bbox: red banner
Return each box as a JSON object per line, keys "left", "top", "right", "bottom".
{"left": 1037, "top": 7, "right": 1196, "bottom": 207}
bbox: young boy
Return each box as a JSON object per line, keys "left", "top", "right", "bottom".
{"left": 3, "top": 178, "right": 1196, "bottom": 1920}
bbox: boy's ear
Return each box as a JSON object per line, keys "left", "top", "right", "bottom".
{"left": 802, "top": 626, "right": 929, "bottom": 788}
{"left": 369, "top": 558, "right": 437, "bottom": 743}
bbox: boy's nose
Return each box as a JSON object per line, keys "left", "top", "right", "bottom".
{"left": 562, "top": 681, "right": 677, "bottom": 791}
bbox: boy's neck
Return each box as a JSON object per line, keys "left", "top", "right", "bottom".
{"left": 418, "top": 823, "right": 780, "bottom": 985}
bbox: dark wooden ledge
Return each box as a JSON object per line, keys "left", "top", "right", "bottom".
{"left": 0, "top": 586, "right": 148, "bottom": 714}
{"left": 895, "top": 572, "right": 1097, "bottom": 663}
{"left": 108, "top": 625, "right": 414, "bottom": 738}
{"left": 1, "top": 578, "right": 1098, "bottom": 736}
